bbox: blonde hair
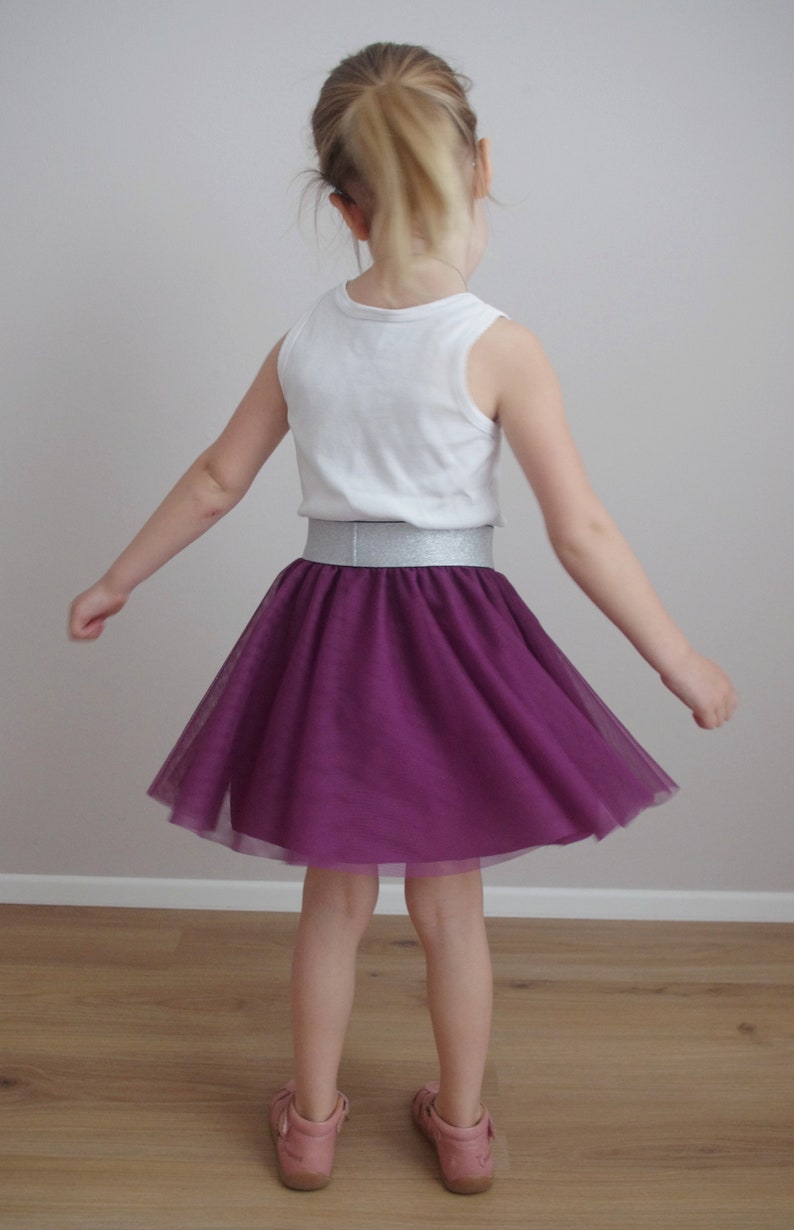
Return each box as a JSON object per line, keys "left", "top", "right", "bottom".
{"left": 311, "top": 43, "right": 479, "bottom": 285}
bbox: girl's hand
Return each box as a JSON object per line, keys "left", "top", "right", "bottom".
{"left": 68, "top": 579, "right": 128, "bottom": 641}
{"left": 660, "top": 650, "right": 738, "bottom": 730}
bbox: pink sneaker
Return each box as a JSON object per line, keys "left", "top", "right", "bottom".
{"left": 411, "top": 1082, "right": 494, "bottom": 1194}
{"left": 269, "top": 1081, "right": 349, "bottom": 1190}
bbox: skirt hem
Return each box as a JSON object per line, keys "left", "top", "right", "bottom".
{"left": 152, "top": 784, "right": 677, "bottom": 879}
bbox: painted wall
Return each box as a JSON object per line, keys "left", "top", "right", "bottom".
{"left": 3, "top": 1, "right": 792, "bottom": 895}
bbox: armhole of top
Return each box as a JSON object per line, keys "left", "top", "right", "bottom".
{"left": 276, "top": 304, "right": 316, "bottom": 390}
{"left": 453, "top": 309, "right": 508, "bottom": 436}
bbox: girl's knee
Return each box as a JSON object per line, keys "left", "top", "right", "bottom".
{"left": 302, "top": 867, "right": 379, "bottom": 934}
{"left": 404, "top": 870, "right": 485, "bottom": 942}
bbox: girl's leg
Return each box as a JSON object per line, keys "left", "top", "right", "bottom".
{"left": 404, "top": 869, "right": 493, "bottom": 1128}
{"left": 290, "top": 866, "right": 379, "bottom": 1122}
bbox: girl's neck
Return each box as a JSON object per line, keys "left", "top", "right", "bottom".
{"left": 346, "top": 254, "right": 469, "bottom": 310}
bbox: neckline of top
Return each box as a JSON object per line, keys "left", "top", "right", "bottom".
{"left": 336, "top": 282, "right": 476, "bottom": 320}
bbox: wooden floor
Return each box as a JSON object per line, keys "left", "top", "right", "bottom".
{"left": 0, "top": 906, "right": 792, "bottom": 1230}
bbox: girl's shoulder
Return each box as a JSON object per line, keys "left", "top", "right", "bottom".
{"left": 473, "top": 314, "right": 545, "bottom": 359}
{"left": 468, "top": 317, "right": 557, "bottom": 422}
{"left": 470, "top": 315, "right": 550, "bottom": 384}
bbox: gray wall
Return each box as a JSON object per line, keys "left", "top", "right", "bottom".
{"left": 3, "top": 1, "right": 792, "bottom": 895}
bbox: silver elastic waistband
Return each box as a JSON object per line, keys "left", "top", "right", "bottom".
{"left": 302, "top": 520, "right": 495, "bottom": 568}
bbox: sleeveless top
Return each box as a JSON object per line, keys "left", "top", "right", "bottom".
{"left": 278, "top": 282, "right": 507, "bottom": 529}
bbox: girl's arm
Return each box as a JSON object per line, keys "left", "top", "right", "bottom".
{"left": 482, "top": 320, "right": 737, "bottom": 729}
{"left": 69, "top": 338, "right": 289, "bottom": 641}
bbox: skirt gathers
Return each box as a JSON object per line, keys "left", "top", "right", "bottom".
{"left": 148, "top": 528, "right": 677, "bottom": 877}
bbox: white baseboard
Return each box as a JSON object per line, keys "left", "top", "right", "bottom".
{"left": 1, "top": 875, "right": 792, "bottom": 922}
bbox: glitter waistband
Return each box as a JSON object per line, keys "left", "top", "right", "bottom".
{"left": 302, "top": 520, "right": 495, "bottom": 568}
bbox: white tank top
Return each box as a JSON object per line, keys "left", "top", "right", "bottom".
{"left": 278, "top": 282, "right": 507, "bottom": 529}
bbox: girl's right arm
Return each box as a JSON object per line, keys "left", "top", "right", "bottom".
{"left": 69, "top": 338, "right": 289, "bottom": 641}
{"left": 481, "top": 320, "right": 737, "bottom": 730}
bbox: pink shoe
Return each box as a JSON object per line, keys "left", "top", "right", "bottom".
{"left": 269, "top": 1081, "right": 349, "bottom": 1190}
{"left": 411, "top": 1082, "right": 495, "bottom": 1194}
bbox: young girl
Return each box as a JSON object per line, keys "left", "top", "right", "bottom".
{"left": 69, "top": 42, "right": 737, "bottom": 1196}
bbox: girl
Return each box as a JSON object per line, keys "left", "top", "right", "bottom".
{"left": 69, "top": 42, "right": 737, "bottom": 1195}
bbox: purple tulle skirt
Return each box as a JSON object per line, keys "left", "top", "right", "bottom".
{"left": 148, "top": 559, "right": 677, "bottom": 876}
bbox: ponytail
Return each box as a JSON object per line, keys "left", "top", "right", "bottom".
{"left": 311, "top": 44, "right": 478, "bottom": 286}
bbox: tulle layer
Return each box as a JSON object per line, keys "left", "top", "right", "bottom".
{"left": 148, "top": 560, "right": 677, "bottom": 876}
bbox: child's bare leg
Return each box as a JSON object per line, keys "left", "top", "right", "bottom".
{"left": 291, "top": 867, "right": 379, "bottom": 1122}
{"left": 404, "top": 869, "right": 493, "bottom": 1128}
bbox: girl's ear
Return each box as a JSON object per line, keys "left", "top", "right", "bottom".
{"left": 329, "top": 192, "right": 371, "bottom": 240}
{"left": 473, "top": 137, "right": 492, "bottom": 200}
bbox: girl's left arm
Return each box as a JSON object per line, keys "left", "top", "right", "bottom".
{"left": 480, "top": 319, "right": 737, "bottom": 729}
{"left": 69, "top": 338, "right": 289, "bottom": 640}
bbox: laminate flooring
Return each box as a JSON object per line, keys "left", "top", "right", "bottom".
{"left": 0, "top": 905, "right": 791, "bottom": 1229}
